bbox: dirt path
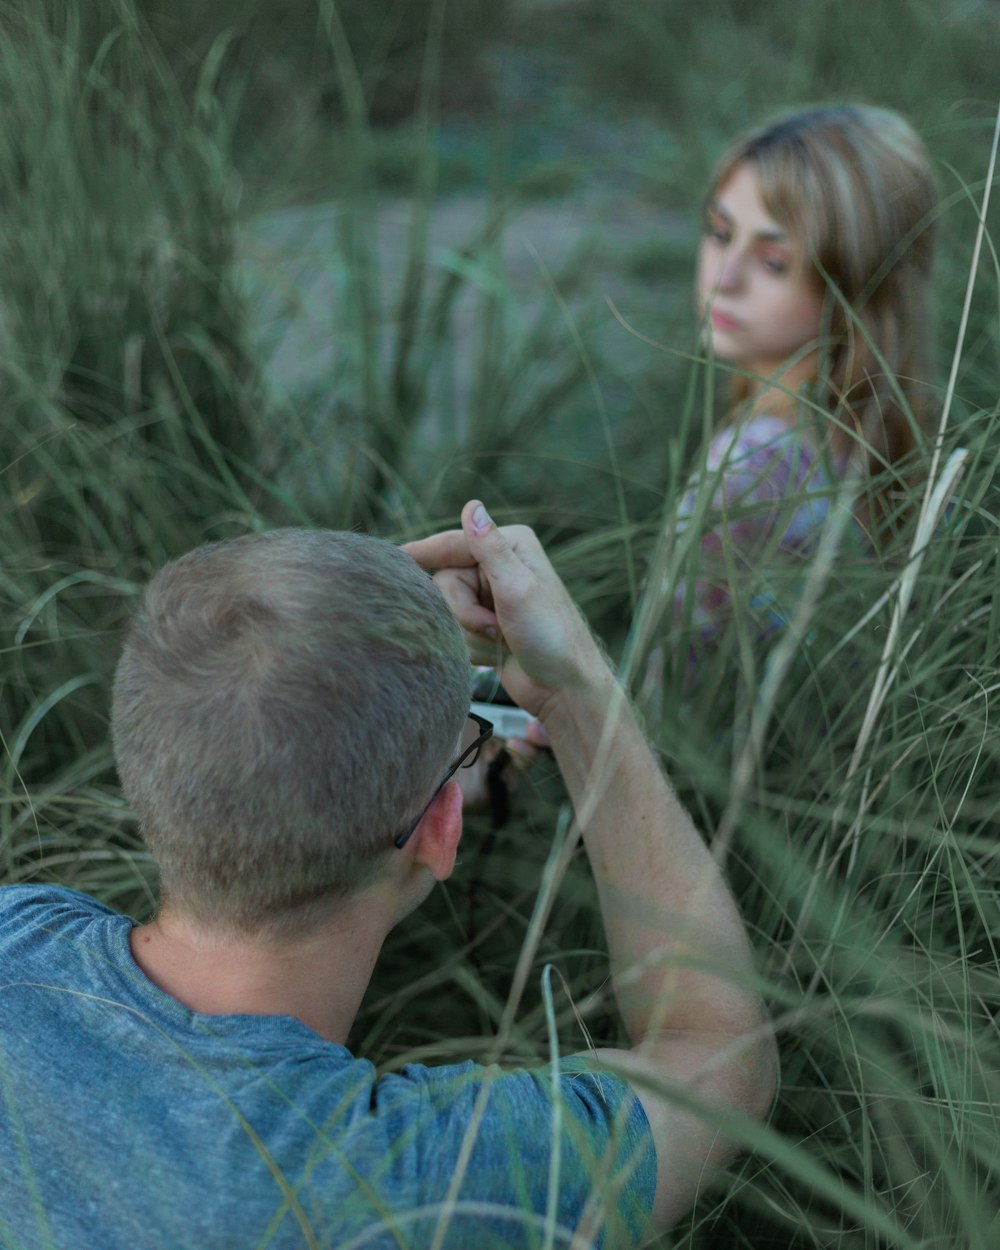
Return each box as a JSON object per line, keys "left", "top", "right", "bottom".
{"left": 239, "top": 189, "right": 690, "bottom": 411}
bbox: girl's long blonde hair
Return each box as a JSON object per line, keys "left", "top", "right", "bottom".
{"left": 709, "top": 105, "right": 938, "bottom": 523}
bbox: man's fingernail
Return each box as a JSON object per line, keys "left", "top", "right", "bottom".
{"left": 471, "top": 504, "right": 491, "bottom": 533}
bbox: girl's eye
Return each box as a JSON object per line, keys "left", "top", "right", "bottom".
{"left": 761, "top": 254, "right": 789, "bottom": 275}
{"left": 704, "top": 220, "right": 730, "bottom": 244}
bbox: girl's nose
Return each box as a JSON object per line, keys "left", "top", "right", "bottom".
{"left": 716, "top": 249, "right": 745, "bottom": 293}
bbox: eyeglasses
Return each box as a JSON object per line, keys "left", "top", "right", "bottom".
{"left": 393, "top": 712, "right": 494, "bottom": 849}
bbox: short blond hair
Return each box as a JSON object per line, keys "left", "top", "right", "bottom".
{"left": 710, "top": 105, "right": 938, "bottom": 517}
{"left": 112, "top": 529, "right": 469, "bottom": 936}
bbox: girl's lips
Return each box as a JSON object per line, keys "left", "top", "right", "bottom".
{"left": 710, "top": 308, "right": 742, "bottom": 331}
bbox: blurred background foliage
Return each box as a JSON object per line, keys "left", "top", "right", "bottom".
{"left": 0, "top": 1, "right": 998, "bottom": 1247}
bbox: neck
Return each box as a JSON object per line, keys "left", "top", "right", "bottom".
{"left": 745, "top": 351, "right": 818, "bottom": 420}
{"left": 129, "top": 894, "right": 395, "bottom": 1046}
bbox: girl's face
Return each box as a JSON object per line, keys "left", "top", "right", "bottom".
{"left": 696, "top": 161, "right": 825, "bottom": 382}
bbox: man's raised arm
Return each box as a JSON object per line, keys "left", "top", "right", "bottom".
{"left": 405, "top": 500, "right": 778, "bottom": 1234}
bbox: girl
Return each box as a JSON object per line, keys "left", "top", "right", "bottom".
{"left": 467, "top": 105, "right": 939, "bottom": 788}
{"left": 660, "top": 104, "right": 938, "bottom": 658}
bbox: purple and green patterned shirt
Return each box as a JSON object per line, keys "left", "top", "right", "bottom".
{"left": 671, "top": 414, "right": 859, "bottom": 644}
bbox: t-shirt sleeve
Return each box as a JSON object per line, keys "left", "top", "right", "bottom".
{"left": 366, "top": 1056, "right": 656, "bottom": 1249}
{"left": 0, "top": 883, "right": 117, "bottom": 946}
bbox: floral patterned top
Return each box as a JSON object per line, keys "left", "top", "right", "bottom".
{"left": 669, "top": 413, "right": 859, "bottom": 646}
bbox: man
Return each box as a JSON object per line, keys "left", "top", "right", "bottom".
{"left": 0, "top": 500, "right": 776, "bottom": 1249}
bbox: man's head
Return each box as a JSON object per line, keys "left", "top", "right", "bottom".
{"left": 112, "top": 528, "right": 469, "bottom": 937}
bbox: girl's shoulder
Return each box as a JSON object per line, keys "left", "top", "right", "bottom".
{"left": 705, "top": 413, "right": 823, "bottom": 472}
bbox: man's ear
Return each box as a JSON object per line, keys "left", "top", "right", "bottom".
{"left": 408, "top": 779, "right": 463, "bottom": 882}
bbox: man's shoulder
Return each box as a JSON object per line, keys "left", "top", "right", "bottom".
{"left": 373, "top": 1054, "right": 653, "bottom": 1156}
{"left": 363, "top": 1055, "right": 656, "bottom": 1244}
{"left": 0, "top": 882, "right": 115, "bottom": 945}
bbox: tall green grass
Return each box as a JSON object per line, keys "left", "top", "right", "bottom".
{"left": 0, "top": 1, "right": 997, "bottom": 1247}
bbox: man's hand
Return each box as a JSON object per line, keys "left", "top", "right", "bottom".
{"left": 404, "top": 500, "right": 607, "bottom": 720}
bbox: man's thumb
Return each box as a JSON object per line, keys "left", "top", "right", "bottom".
{"left": 461, "top": 500, "right": 521, "bottom": 586}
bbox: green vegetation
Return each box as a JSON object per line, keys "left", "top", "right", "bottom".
{"left": 0, "top": 1, "right": 997, "bottom": 1246}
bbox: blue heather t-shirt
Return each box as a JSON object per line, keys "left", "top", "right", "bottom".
{"left": 0, "top": 885, "right": 655, "bottom": 1250}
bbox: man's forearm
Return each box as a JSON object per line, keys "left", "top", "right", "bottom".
{"left": 538, "top": 667, "right": 764, "bottom": 1048}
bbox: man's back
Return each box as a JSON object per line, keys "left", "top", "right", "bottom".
{"left": 0, "top": 885, "right": 654, "bottom": 1250}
